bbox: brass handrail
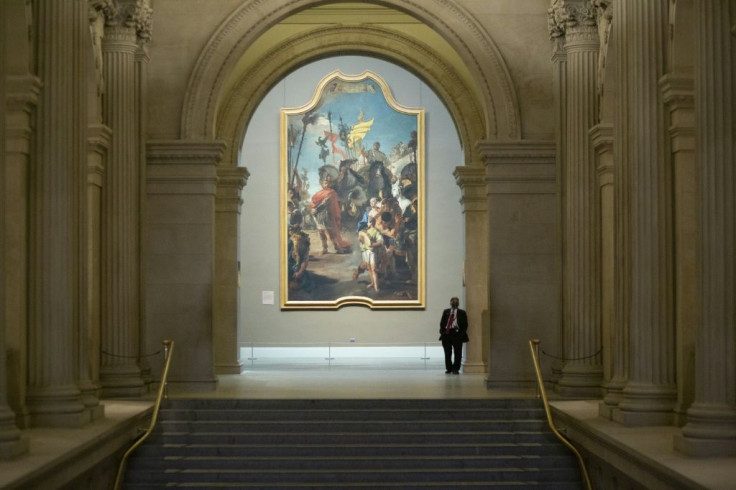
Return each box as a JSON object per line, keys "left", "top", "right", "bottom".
{"left": 528, "top": 339, "right": 592, "bottom": 490}
{"left": 113, "top": 339, "right": 175, "bottom": 490}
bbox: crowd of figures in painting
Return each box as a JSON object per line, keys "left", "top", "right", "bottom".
{"left": 285, "top": 106, "right": 419, "bottom": 303}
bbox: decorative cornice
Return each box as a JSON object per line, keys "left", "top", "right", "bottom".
{"left": 477, "top": 140, "right": 556, "bottom": 165}
{"left": 548, "top": 0, "right": 598, "bottom": 40}
{"left": 479, "top": 141, "right": 556, "bottom": 192}
{"left": 147, "top": 140, "right": 227, "bottom": 166}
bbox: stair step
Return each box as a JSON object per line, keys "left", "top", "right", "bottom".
{"left": 124, "top": 467, "right": 582, "bottom": 484}
{"left": 124, "top": 482, "right": 584, "bottom": 489}
{"left": 158, "top": 419, "right": 547, "bottom": 433}
{"left": 133, "top": 441, "right": 572, "bottom": 458}
{"left": 147, "top": 431, "right": 560, "bottom": 446}
{"left": 127, "top": 454, "right": 578, "bottom": 471}
{"left": 161, "top": 398, "right": 541, "bottom": 410}
{"left": 160, "top": 408, "right": 546, "bottom": 422}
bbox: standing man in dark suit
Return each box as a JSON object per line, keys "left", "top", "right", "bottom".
{"left": 439, "top": 296, "right": 469, "bottom": 374}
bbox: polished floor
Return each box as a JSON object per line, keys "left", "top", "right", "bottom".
{"left": 173, "top": 369, "right": 535, "bottom": 400}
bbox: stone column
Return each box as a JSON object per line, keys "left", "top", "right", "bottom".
{"left": 675, "top": 1, "right": 736, "bottom": 457}
{"left": 615, "top": 0, "right": 677, "bottom": 427}
{"left": 660, "top": 75, "right": 696, "bottom": 426}
{"left": 99, "top": 2, "right": 149, "bottom": 396}
{"left": 591, "top": 123, "right": 616, "bottom": 417}
{"left": 453, "top": 166, "right": 488, "bottom": 374}
{"left": 551, "top": 1, "right": 604, "bottom": 397}
{"left": 0, "top": 0, "right": 29, "bottom": 457}
{"left": 26, "top": 0, "right": 89, "bottom": 427}
{"left": 214, "top": 166, "right": 249, "bottom": 374}
{"left": 480, "top": 141, "right": 557, "bottom": 390}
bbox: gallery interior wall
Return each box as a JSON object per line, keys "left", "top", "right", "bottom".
{"left": 239, "top": 56, "right": 465, "bottom": 346}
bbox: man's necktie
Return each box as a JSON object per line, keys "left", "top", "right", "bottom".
{"left": 445, "top": 310, "right": 455, "bottom": 333}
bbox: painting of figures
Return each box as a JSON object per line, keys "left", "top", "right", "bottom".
{"left": 281, "top": 70, "right": 425, "bottom": 309}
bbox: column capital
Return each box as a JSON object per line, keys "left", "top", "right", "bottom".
{"left": 216, "top": 166, "right": 250, "bottom": 214}
{"left": 548, "top": 0, "right": 598, "bottom": 40}
{"left": 589, "top": 122, "right": 614, "bottom": 177}
{"left": 101, "top": 0, "right": 153, "bottom": 44}
{"left": 589, "top": 122, "right": 613, "bottom": 154}
{"left": 453, "top": 166, "right": 486, "bottom": 212}
{"left": 659, "top": 74, "right": 694, "bottom": 110}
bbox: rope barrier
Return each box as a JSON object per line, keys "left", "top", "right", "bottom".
{"left": 100, "top": 349, "right": 162, "bottom": 359}
{"left": 540, "top": 346, "right": 602, "bottom": 361}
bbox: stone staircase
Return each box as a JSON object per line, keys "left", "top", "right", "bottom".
{"left": 122, "top": 398, "right": 583, "bottom": 488}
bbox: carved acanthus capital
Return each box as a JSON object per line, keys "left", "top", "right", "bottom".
{"left": 548, "top": 0, "right": 598, "bottom": 39}
{"left": 131, "top": 0, "right": 153, "bottom": 43}
{"left": 102, "top": 0, "right": 153, "bottom": 43}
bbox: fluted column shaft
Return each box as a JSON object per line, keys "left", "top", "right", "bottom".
{"left": 0, "top": 0, "right": 29, "bottom": 457}
{"left": 100, "top": 23, "right": 144, "bottom": 396}
{"left": 675, "top": 1, "right": 736, "bottom": 457}
{"left": 26, "top": 0, "right": 89, "bottom": 428}
{"left": 559, "top": 13, "right": 603, "bottom": 397}
{"left": 616, "top": 0, "right": 676, "bottom": 426}
{"left": 454, "top": 166, "right": 488, "bottom": 374}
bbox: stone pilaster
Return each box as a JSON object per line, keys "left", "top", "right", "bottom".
{"left": 660, "top": 74, "right": 696, "bottom": 427}
{"left": 615, "top": 0, "right": 677, "bottom": 427}
{"left": 146, "top": 140, "right": 224, "bottom": 392}
{"left": 86, "top": 123, "right": 110, "bottom": 398}
{"left": 82, "top": 124, "right": 111, "bottom": 420}
{"left": 553, "top": 1, "right": 604, "bottom": 398}
{"left": 607, "top": 0, "right": 631, "bottom": 417}
{"left": 675, "top": 1, "right": 736, "bottom": 457}
{"left": 214, "top": 166, "right": 249, "bottom": 375}
{"left": 480, "top": 141, "right": 557, "bottom": 391}
{"left": 453, "top": 166, "right": 488, "bottom": 374}
{"left": 549, "top": 1, "right": 566, "bottom": 390}
{"left": 4, "top": 75, "right": 42, "bottom": 429}
{"left": 136, "top": 36, "right": 152, "bottom": 387}
{"left": 26, "top": 0, "right": 89, "bottom": 428}
{"left": 591, "top": 123, "right": 618, "bottom": 418}
{"left": 99, "top": 5, "right": 146, "bottom": 396}
{"left": 0, "top": 0, "right": 29, "bottom": 458}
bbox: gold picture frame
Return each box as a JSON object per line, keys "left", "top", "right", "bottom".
{"left": 280, "top": 70, "right": 425, "bottom": 309}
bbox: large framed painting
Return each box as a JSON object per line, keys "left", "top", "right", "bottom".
{"left": 280, "top": 70, "right": 425, "bottom": 309}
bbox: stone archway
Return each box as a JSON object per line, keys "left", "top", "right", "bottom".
{"left": 179, "top": 0, "right": 523, "bottom": 376}
{"left": 180, "top": 0, "right": 520, "bottom": 143}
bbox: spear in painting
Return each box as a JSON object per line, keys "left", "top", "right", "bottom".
{"left": 290, "top": 110, "right": 319, "bottom": 189}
